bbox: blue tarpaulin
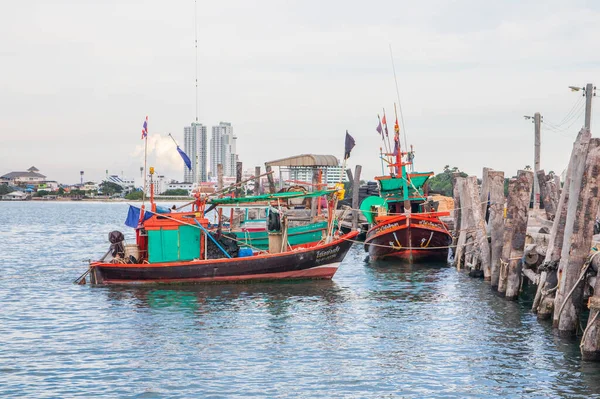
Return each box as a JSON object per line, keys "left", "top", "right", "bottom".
{"left": 125, "top": 205, "right": 153, "bottom": 228}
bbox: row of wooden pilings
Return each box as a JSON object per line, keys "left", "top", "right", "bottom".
{"left": 452, "top": 128, "right": 600, "bottom": 361}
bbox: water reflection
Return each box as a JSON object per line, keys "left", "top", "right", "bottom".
{"left": 101, "top": 280, "right": 348, "bottom": 314}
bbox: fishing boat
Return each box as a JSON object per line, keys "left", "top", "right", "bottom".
{"left": 84, "top": 173, "right": 357, "bottom": 285}
{"left": 362, "top": 111, "right": 451, "bottom": 262}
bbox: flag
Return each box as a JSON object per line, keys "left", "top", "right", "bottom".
{"left": 382, "top": 112, "right": 389, "bottom": 137}
{"left": 376, "top": 117, "right": 383, "bottom": 135}
{"left": 344, "top": 130, "right": 355, "bottom": 160}
{"left": 393, "top": 136, "right": 399, "bottom": 156}
{"left": 177, "top": 146, "right": 192, "bottom": 170}
{"left": 125, "top": 205, "right": 152, "bottom": 228}
{"left": 141, "top": 116, "right": 148, "bottom": 139}
{"left": 394, "top": 117, "right": 400, "bottom": 134}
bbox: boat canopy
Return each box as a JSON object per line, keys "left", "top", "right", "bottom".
{"left": 208, "top": 189, "right": 335, "bottom": 205}
{"left": 265, "top": 154, "right": 339, "bottom": 168}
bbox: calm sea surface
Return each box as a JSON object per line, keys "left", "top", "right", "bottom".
{"left": 1, "top": 201, "right": 600, "bottom": 398}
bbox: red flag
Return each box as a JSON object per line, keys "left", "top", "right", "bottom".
{"left": 381, "top": 114, "right": 387, "bottom": 125}
{"left": 394, "top": 118, "right": 400, "bottom": 134}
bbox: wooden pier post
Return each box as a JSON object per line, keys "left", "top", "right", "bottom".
{"left": 467, "top": 175, "right": 491, "bottom": 277}
{"left": 351, "top": 165, "right": 362, "bottom": 230}
{"left": 450, "top": 173, "right": 462, "bottom": 266}
{"left": 254, "top": 166, "right": 261, "bottom": 195}
{"left": 480, "top": 167, "right": 492, "bottom": 220}
{"left": 498, "top": 178, "right": 517, "bottom": 295}
{"left": 454, "top": 176, "right": 468, "bottom": 269}
{"left": 265, "top": 164, "right": 276, "bottom": 194}
{"left": 537, "top": 170, "right": 558, "bottom": 221}
{"left": 504, "top": 170, "right": 533, "bottom": 300}
{"left": 533, "top": 129, "right": 590, "bottom": 317}
{"left": 554, "top": 132, "right": 598, "bottom": 336}
{"left": 488, "top": 170, "right": 505, "bottom": 288}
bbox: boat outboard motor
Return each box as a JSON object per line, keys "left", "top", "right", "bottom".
{"left": 108, "top": 231, "right": 126, "bottom": 259}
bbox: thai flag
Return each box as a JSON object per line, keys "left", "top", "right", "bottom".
{"left": 141, "top": 116, "right": 148, "bottom": 139}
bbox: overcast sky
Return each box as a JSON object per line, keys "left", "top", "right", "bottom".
{"left": 1, "top": 0, "right": 599, "bottom": 184}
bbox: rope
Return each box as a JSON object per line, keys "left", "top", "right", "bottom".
{"left": 580, "top": 311, "right": 600, "bottom": 351}
{"left": 556, "top": 251, "right": 600, "bottom": 324}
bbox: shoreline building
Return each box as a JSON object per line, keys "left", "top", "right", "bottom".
{"left": 210, "top": 122, "right": 237, "bottom": 178}
{"left": 183, "top": 122, "right": 207, "bottom": 183}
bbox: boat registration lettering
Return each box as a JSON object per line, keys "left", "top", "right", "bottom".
{"left": 418, "top": 220, "right": 442, "bottom": 229}
{"left": 372, "top": 222, "right": 400, "bottom": 236}
{"left": 315, "top": 246, "right": 341, "bottom": 264}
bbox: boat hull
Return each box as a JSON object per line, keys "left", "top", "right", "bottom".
{"left": 90, "top": 232, "right": 358, "bottom": 285}
{"left": 364, "top": 214, "right": 451, "bottom": 262}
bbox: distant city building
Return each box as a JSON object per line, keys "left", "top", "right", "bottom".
{"left": 1, "top": 166, "right": 46, "bottom": 186}
{"left": 184, "top": 122, "right": 208, "bottom": 183}
{"left": 106, "top": 175, "right": 135, "bottom": 192}
{"left": 210, "top": 122, "right": 237, "bottom": 178}
{"left": 289, "top": 166, "right": 345, "bottom": 186}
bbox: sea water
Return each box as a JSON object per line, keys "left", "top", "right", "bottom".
{"left": 1, "top": 201, "right": 599, "bottom": 398}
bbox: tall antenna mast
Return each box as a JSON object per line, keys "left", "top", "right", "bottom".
{"left": 389, "top": 44, "right": 408, "bottom": 152}
{"left": 194, "top": 0, "right": 198, "bottom": 122}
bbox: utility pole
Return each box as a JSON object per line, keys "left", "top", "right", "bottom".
{"left": 585, "top": 83, "right": 594, "bottom": 130}
{"left": 569, "top": 83, "right": 595, "bottom": 131}
{"left": 534, "top": 112, "right": 541, "bottom": 209}
{"left": 524, "top": 113, "right": 541, "bottom": 209}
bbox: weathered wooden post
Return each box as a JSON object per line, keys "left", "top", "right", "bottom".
{"left": 454, "top": 176, "right": 468, "bottom": 269}
{"left": 310, "top": 169, "right": 320, "bottom": 222}
{"left": 236, "top": 161, "right": 243, "bottom": 197}
{"left": 265, "top": 164, "right": 276, "bottom": 194}
{"left": 503, "top": 170, "right": 534, "bottom": 300}
{"left": 254, "top": 166, "right": 261, "bottom": 195}
{"left": 451, "top": 172, "right": 462, "bottom": 266}
{"left": 351, "top": 165, "right": 362, "bottom": 230}
{"left": 533, "top": 129, "right": 590, "bottom": 317}
{"left": 488, "top": 170, "right": 505, "bottom": 288}
{"left": 467, "top": 175, "right": 491, "bottom": 277}
{"left": 554, "top": 132, "right": 598, "bottom": 336}
{"left": 498, "top": 178, "right": 517, "bottom": 295}
{"left": 579, "top": 148, "right": 600, "bottom": 360}
{"left": 217, "top": 163, "right": 224, "bottom": 191}
{"left": 480, "top": 167, "right": 492, "bottom": 220}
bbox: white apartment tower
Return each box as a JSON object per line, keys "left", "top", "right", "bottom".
{"left": 210, "top": 122, "right": 238, "bottom": 177}
{"left": 183, "top": 122, "right": 208, "bottom": 183}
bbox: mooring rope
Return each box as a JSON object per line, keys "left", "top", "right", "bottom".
{"left": 555, "top": 251, "right": 600, "bottom": 324}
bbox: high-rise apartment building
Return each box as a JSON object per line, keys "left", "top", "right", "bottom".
{"left": 183, "top": 122, "right": 207, "bottom": 183}
{"left": 210, "top": 122, "right": 238, "bottom": 177}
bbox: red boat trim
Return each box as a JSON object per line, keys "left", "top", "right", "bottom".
{"left": 100, "top": 264, "right": 341, "bottom": 285}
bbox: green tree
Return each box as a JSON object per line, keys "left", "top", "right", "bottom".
{"left": 0, "top": 185, "right": 13, "bottom": 195}
{"left": 162, "top": 189, "right": 190, "bottom": 196}
{"left": 99, "top": 181, "right": 123, "bottom": 196}
{"left": 125, "top": 190, "right": 144, "bottom": 200}
{"left": 427, "top": 166, "right": 468, "bottom": 197}
{"left": 58, "top": 187, "right": 65, "bottom": 195}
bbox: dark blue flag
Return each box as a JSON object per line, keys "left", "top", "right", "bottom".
{"left": 177, "top": 146, "right": 192, "bottom": 170}
{"left": 125, "top": 205, "right": 152, "bottom": 228}
{"left": 344, "top": 130, "right": 355, "bottom": 160}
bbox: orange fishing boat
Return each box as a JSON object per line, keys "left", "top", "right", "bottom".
{"left": 362, "top": 112, "right": 451, "bottom": 262}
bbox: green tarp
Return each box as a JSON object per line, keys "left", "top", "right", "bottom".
{"left": 208, "top": 189, "right": 335, "bottom": 205}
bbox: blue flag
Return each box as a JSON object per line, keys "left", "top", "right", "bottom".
{"left": 125, "top": 205, "right": 152, "bottom": 228}
{"left": 177, "top": 146, "right": 192, "bottom": 170}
